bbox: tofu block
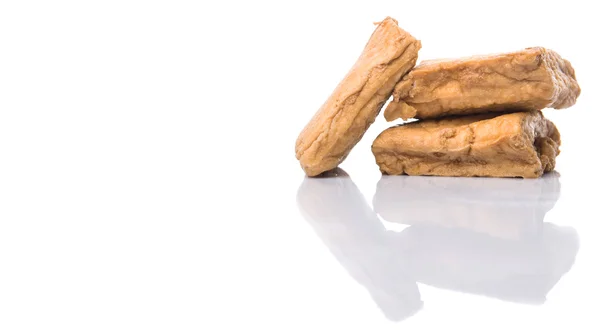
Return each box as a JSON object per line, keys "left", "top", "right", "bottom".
{"left": 384, "top": 47, "right": 581, "bottom": 121}
{"left": 295, "top": 17, "right": 421, "bottom": 176}
{"left": 371, "top": 111, "right": 560, "bottom": 178}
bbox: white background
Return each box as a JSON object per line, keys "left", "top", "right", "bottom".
{"left": 1, "top": 1, "right": 599, "bottom": 331}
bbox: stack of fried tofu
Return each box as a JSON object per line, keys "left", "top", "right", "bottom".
{"left": 295, "top": 17, "right": 581, "bottom": 178}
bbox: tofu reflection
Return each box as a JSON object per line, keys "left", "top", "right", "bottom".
{"left": 297, "top": 170, "right": 579, "bottom": 321}
{"left": 297, "top": 168, "right": 422, "bottom": 321}
{"left": 374, "top": 173, "right": 562, "bottom": 241}
{"left": 374, "top": 173, "right": 578, "bottom": 304}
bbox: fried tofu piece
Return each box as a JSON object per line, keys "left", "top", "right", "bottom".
{"left": 384, "top": 47, "right": 580, "bottom": 121}
{"left": 371, "top": 111, "right": 560, "bottom": 178}
{"left": 295, "top": 17, "right": 421, "bottom": 176}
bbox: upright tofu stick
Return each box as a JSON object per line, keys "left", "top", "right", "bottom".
{"left": 295, "top": 17, "right": 421, "bottom": 176}
{"left": 384, "top": 47, "right": 580, "bottom": 121}
{"left": 372, "top": 111, "right": 560, "bottom": 178}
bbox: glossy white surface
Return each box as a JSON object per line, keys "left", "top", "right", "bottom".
{"left": 299, "top": 171, "right": 576, "bottom": 321}
{"left": 1, "top": 1, "right": 599, "bottom": 331}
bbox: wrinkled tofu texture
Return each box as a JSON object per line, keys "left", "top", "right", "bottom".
{"left": 372, "top": 111, "right": 560, "bottom": 178}
{"left": 384, "top": 47, "right": 581, "bottom": 121}
{"left": 295, "top": 17, "right": 421, "bottom": 176}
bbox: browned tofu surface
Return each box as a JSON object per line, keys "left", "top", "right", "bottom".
{"left": 384, "top": 48, "right": 580, "bottom": 121}
{"left": 372, "top": 111, "right": 560, "bottom": 178}
{"left": 295, "top": 17, "right": 421, "bottom": 176}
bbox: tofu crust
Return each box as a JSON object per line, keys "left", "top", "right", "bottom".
{"left": 384, "top": 47, "right": 580, "bottom": 121}
{"left": 371, "top": 111, "right": 560, "bottom": 178}
{"left": 295, "top": 17, "right": 421, "bottom": 176}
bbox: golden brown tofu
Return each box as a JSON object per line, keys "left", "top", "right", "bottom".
{"left": 384, "top": 48, "right": 580, "bottom": 121}
{"left": 295, "top": 17, "right": 421, "bottom": 176}
{"left": 371, "top": 111, "right": 560, "bottom": 178}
